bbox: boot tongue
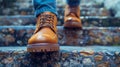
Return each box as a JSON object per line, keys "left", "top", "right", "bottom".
{"left": 67, "top": 6, "right": 79, "bottom": 18}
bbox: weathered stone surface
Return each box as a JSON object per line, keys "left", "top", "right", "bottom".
{"left": 0, "top": 46, "right": 120, "bottom": 67}
{"left": 0, "top": 26, "right": 120, "bottom": 46}
{"left": 94, "top": 55, "right": 103, "bottom": 61}
{"left": 80, "top": 49, "right": 94, "bottom": 56}
{"left": 97, "top": 62, "right": 110, "bottom": 67}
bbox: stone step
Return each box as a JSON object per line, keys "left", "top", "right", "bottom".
{"left": 0, "top": 46, "right": 120, "bottom": 67}
{"left": 0, "top": 16, "right": 120, "bottom": 27}
{"left": 0, "top": 26, "right": 120, "bottom": 46}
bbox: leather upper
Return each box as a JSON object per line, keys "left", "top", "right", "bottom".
{"left": 64, "top": 5, "right": 82, "bottom": 28}
{"left": 28, "top": 12, "right": 58, "bottom": 44}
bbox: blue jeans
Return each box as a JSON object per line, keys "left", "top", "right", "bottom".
{"left": 33, "top": 0, "right": 80, "bottom": 17}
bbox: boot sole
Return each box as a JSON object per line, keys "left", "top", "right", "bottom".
{"left": 27, "top": 43, "right": 59, "bottom": 52}
{"left": 64, "top": 22, "right": 82, "bottom": 29}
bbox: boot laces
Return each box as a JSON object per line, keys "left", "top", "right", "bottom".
{"left": 34, "top": 14, "right": 55, "bottom": 33}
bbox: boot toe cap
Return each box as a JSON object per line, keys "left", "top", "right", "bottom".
{"left": 28, "top": 33, "right": 58, "bottom": 44}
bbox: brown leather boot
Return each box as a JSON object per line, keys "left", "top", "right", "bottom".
{"left": 64, "top": 5, "right": 82, "bottom": 28}
{"left": 27, "top": 12, "right": 59, "bottom": 52}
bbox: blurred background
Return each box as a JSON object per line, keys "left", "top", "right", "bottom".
{"left": 0, "top": 0, "right": 120, "bottom": 17}
{"left": 0, "top": 0, "right": 120, "bottom": 26}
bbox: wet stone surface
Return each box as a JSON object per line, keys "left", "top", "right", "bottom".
{"left": 0, "top": 51, "right": 60, "bottom": 67}
{"left": 0, "top": 46, "right": 120, "bottom": 67}
{"left": 58, "top": 27, "right": 120, "bottom": 46}
{"left": 0, "top": 26, "right": 120, "bottom": 46}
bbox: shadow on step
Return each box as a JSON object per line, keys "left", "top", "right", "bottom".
{"left": 28, "top": 51, "right": 60, "bottom": 67}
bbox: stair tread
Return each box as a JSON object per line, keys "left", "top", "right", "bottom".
{"left": 0, "top": 46, "right": 120, "bottom": 52}
{"left": 0, "top": 26, "right": 120, "bottom": 29}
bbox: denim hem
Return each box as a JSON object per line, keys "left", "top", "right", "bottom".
{"left": 35, "top": 8, "right": 58, "bottom": 17}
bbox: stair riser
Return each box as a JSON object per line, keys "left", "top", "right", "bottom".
{"left": 0, "top": 46, "right": 120, "bottom": 67}
{"left": 0, "top": 26, "right": 119, "bottom": 46}
{"left": 0, "top": 16, "right": 120, "bottom": 26}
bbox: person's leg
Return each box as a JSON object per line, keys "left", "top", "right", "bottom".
{"left": 66, "top": 0, "right": 80, "bottom": 6}
{"left": 27, "top": 0, "right": 59, "bottom": 52}
{"left": 64, "top": 0, "right": 82, "bottom": 28}
{"left": 33, "top": 0, "right": 57, "bottom": 17}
